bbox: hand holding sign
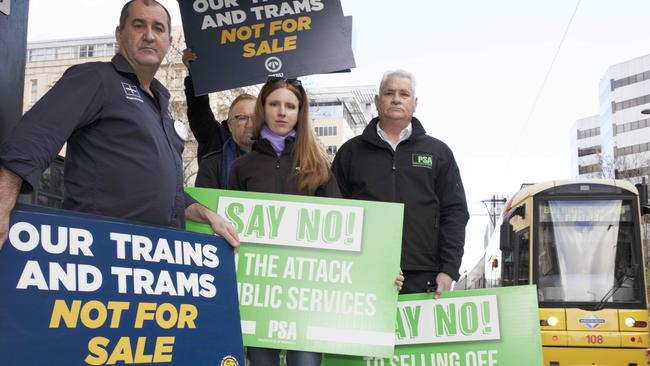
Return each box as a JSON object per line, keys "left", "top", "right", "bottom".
{"left": 435, "top": 272, "right": 454, "bottom": 298}
{"left": 395, "top": 270, "right": 404, "bottom": 292}
{"left": 182, "top": 48, "right": 197, "bottom": 68}
{"left": 0, "top": 166, "right": 22, "bottom": 248}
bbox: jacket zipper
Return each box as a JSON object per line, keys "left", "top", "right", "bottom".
{"left": 391, "top": 149, "right": 397, "bottom": 201}
{"left": 276, "top": 157, "right": 283, "bottom": 194}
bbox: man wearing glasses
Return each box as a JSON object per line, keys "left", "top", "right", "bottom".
{"left": 194, "top": 94, "right": 256, "bottom": 189}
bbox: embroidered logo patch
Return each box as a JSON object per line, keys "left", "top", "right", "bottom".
{"left": 121, "top": 82, "right": 143, "bottom": 102}
{"left": 412, "top": 154, "right": 433, "bottom": 168}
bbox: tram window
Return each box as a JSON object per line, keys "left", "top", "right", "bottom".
{"left": 502, "top": 228, "right": 530, "bottom": 286}
{"left": 516, "top": 231, "right": 530, "bottom": 284}
{"left": 613, "top": 222, "right": 637, "bottom": 302}
{"left": 501, "top": 220, "right": 514, "bottom": 286}
{"left": 502, "top": 248, "right": 514, "bottom": 286}
{"left": 538, "top": 225, "right": 559, "bottom": 290}
{"left": 536, "top": 198, "right": 642, "bottom": 304}
{"left": 501, "top": 225, "right": 521, "bottom": 286}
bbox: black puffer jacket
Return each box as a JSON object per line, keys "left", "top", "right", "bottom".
{"left": 332, "top": 117, "right": 469, "bottom": 280}
{"left": 228, "top": 137, "right": 341, "bottom": 198}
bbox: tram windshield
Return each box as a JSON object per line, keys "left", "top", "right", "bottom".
{"left": 536, "top": 199, "right": 641, "bottom": 305}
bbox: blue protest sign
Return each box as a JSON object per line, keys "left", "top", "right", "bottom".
{"left": 0, "top": 204, "right": 243, "bottom": 366}
{"left": 178, "top": 0, "right": 355, "bottom": 94}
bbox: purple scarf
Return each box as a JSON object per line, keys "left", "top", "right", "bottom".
{"left": 261, "top": 125, "right": 296, "bottom": 156}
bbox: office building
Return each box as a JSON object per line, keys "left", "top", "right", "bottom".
{"left": 308, "top": 85, "right": 377, "bottom": 156}
{"left": 573, "top": 54, "right": 650, "bottom": 184}
{"left": 571, "top": 115, "right": 602, "bottom": 179}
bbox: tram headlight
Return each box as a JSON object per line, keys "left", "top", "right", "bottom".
{"left": 624, "top": 317, "right": 647, "bottom": 328}
{"left": 541, "top": 316, "right": 560, "bottom": 327}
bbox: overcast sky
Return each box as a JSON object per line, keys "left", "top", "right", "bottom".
{"left": 26, "top": 0, "right": 650, "bottom": 271}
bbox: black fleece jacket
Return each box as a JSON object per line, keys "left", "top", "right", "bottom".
{"left": 332, "top": 117, "right": 469, "bottom": 280}
{"left": 228, "top": 137, "right": 341, "bottom": 198}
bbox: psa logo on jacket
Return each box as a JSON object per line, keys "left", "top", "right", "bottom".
{"left": 412, "top": 153, "right": 433, "bottom": 168}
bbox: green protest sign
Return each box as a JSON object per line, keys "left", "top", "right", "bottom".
{"left": 186, "top": 188, "right": 404, "bottom": 357}
{"left": 324, "top": 286, "right": 543, "bottom": 365}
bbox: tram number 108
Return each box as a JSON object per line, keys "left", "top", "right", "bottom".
{"left": 586, "top": 335, "right": 604, "bottom": 344}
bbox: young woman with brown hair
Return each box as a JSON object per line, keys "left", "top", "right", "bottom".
{"left": 228, "top": 77, "right": 340, "bottom": 366}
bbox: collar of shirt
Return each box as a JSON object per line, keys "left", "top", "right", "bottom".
{"left": 111, "top": 54, "right": 169, "bottom": 99}
{"left": 376, "top": 121, "right": 412, "bottom": 151}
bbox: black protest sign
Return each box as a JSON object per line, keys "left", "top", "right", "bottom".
{"left": 178, "top": 0, "right": 355, "bottom": 94}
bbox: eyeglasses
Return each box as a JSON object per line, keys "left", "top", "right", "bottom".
{"left": 230, "top": 115, "right": 253, "bottom": 124}
{"left": 266, "top": 76, "right": 303, "bottom": 89}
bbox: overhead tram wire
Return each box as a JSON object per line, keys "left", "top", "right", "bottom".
{"left": 502, "top": 0, "right": 582, "bottom": 175}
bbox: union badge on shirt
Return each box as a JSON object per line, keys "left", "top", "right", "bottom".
{"left": 121, "top": 82, "right": 143, "bottom": 102}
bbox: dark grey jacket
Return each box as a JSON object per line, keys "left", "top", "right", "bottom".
{"left": 0, "top": 54, "right": 192, "bottom": 228}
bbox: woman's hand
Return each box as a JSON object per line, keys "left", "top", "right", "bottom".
{"left": 395, "top": 269, "right": 404, "bottom": 292}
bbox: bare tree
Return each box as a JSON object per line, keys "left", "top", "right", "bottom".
{"left": 599, "top": 151, "right": 650, "bottom": 181}
{"left": 155, "top": 29, "right": 260, "bottom": 187}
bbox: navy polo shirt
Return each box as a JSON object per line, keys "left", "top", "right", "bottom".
{"left": 0, "top": 54, "right": 194, "bottom": 228}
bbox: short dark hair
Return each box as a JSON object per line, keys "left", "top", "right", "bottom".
{"left": 119, "top": 0, "right": 171, "bottom": 31}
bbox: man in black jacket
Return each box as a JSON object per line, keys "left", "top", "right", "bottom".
{"left": 332, "top": 70, "right": 469, "bottom": 296}
{"left": 195, "top": 93, "right": 256, "bottom": 189}
{"left": 182, "top": 48, "right": 231, "bottom": 161}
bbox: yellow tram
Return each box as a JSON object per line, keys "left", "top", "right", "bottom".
{"left": 457, "top": 180, "right": 649, "bottom": 365}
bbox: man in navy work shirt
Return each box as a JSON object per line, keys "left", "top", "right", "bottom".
{"left": 0, "top": 0, "right": 239, "bottom": 248}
